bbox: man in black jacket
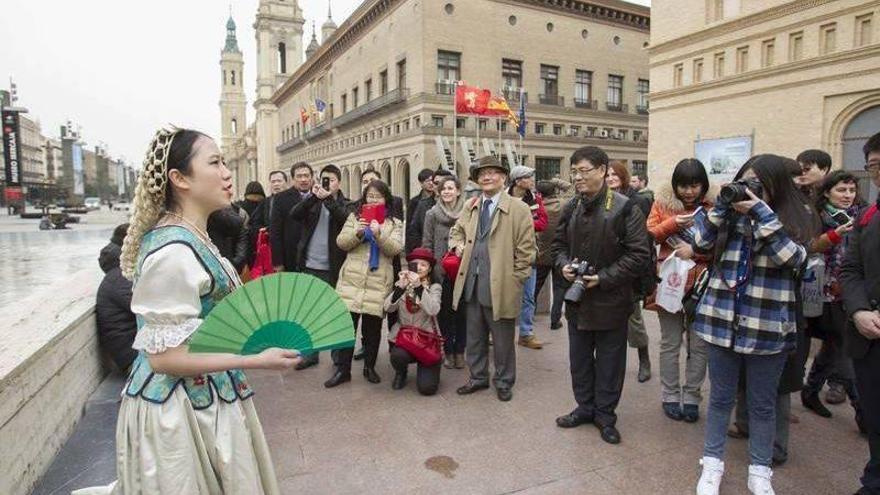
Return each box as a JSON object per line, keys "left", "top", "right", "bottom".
{"left": 289, "top": 164, "right": 351, "bottom": 371}
{"left": 551, "top": 146, "right": 651, "bottom": 445}
{"left": 840, "top": 131, "right": 880, "bottom": 495}
{"left": 96, "top": 224, "right": 137, "bottom": 372}
{"left": 270, "top": 162, "right": 313, "bottom": 273}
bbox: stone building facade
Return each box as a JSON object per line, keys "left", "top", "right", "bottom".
{"left": 649, "top": 0, "right": 880, "bottom": 199}
{"left": 225, "top": 0, "right": 651, "bottom": 200}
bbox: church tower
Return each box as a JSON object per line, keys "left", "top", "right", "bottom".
{"left": 219, "top": 14, "right": 246, "bottom": 158}
{"left": 253, "top": 0, "right": 305, "bottom": 178}
{"left": 322, "top": 1, "right": 338, "bottom": 44}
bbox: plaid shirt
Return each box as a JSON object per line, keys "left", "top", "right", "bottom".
{"left": 692, "top": 201, "right": 806, "bottom": 355}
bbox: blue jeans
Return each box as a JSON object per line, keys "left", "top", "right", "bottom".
{"left": 518, "top": 268, "right": 537, "bottom": 337}
{"left": 703, "top": 343, "right": 787, "bottom": 467}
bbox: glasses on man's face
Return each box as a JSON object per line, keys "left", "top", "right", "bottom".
{"left": 865, "top": 161, "right": 880, "bottom": 173}
{"left": 572, "top": 167, "right": 599, "bottom": 178}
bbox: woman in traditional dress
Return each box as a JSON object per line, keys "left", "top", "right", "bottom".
{"left": 75, "top": 128, "right": 299, "bottom": 495}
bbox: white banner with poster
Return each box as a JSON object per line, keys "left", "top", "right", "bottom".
{"left": 694, "top": 135, "right": 753, "bottom": 185}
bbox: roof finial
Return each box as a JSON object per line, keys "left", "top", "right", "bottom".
{"left": 327, "top": 0, "right": 333, "bottom": 21}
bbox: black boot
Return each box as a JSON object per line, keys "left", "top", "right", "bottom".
{"left": 294, "top": 353, "right": 319, "bottom": 371}
{"left": 392, "top": 371, "right": 407, "bottom": 390}
{"left": 363, "top": 367, "right": 381, "bottom": 384}
{"left": 637, "top": 346, "right": 652, "bottom": 383}
{"left": 353, "top": 346, "right": 365, "bottom": 361}
{"left": 801, "top": 389, "right": 832, "bottom": 418}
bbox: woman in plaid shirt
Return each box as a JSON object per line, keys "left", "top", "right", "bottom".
{"left": 693, "top": 155, "right": 816, "bottom": 495}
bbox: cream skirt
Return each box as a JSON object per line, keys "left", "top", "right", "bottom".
{"left": 73, "top": 388, "right": 279, "bottom": 495}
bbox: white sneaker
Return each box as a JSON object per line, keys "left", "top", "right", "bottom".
{"left": 696, "top": 456, "right": 724, "bottom": 495}
{"left": 748, "top": 465, "right": 775, "bottom": 495}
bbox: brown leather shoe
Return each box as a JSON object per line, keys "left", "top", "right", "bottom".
{"left": 518, "top": 335, "right": 544, "bottom": 349}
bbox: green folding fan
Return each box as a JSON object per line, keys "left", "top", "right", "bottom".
{"left": 188, "top": 273, "right": 355, "bottom": 355}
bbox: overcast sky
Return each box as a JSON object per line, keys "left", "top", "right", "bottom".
{"left": 0, "top": 0, "right": 649, "bottom": 166}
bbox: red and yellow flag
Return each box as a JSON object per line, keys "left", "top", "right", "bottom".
{"left": 455, "top": 84, "right": 491, "bottom": 115}
{"left": 300, "top": 108, "right": 310, "bottom": 125}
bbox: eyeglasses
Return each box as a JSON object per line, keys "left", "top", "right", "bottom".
{"left": 365, "top": 194, "right": 384, "bottom": 201}
{"left": 572, "top": 167, "right": 600, "bottom": 177}
{"left": 865, "top": 161, "right": 880, "bottom": 173}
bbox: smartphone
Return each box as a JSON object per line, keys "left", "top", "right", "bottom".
{"left": 681, "top": 206, "right": 704, "bottom": 219}
{"left": 408, "top": 261, "right": 420, "bottom": 273}
{"left": 832, "top": 211, "right": 852, "bottom": 225}
{"left": 322, "top": 177, "right": 331, "bottom": 191}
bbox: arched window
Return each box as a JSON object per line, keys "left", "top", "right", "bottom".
{"left": 278, "top": 42, "right": 287, "bottom": 74}
{"left": 231, "top": 70, "right": 236, "bottom": 85}
{"left": 231, "top": 118, "right": 238, "bottom": 134}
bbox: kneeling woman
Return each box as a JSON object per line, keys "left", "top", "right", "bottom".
{"left": 385, "top": 247, "right": 443, "bottom": 395}
{"left": 75, "top": 128, "right": 299, "bottom": 495}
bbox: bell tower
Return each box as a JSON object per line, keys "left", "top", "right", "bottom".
{"left": 219, "top": 14, "right": 246, "bottom": 158}
{"left": 253, "top": 0, "right": 305, "bottom": 179}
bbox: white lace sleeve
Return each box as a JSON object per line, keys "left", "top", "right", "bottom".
{"left": 131, "top": 243, "right": 212, "bottom": 354}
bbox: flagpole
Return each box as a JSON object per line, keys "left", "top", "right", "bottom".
{"left": 452, "top": 81, "right": 458, "bottom": 174}
{"left": 475, "top": 115, "right": 480, "bottom": 158}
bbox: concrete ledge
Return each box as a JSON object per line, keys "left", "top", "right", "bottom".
{"left": 0, "top": 269, "right": 105, "bottom": 495}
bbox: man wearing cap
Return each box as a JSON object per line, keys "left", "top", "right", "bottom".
{"left": 449, "top": 156, "right": 537, "bottom": 402}
{"left": 508, "top": 166, "right": 549, "bottom": 350}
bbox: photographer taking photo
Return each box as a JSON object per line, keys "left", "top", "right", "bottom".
{"left": 551, "top": 146, "right": 652, "bottom": 445}
{"left": 692, "top": 154, "right": 815, "bottom": 495}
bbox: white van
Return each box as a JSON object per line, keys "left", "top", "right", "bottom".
{"left": 84, "top": 197, "right": 101, "bottom": 211}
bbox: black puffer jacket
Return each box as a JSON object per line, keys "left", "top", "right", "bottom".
{"left": 96, "top": 242, "right": 137, "bottom": 371}
{"left": 207, "top": 205, "right": 250, "bottom": 271}
{"left": 551, "top": 186, "right": 652, "bottom": 331}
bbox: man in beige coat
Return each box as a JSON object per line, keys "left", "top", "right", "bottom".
{"left": 449, "top": 155, "right": 537, "bottom": 402}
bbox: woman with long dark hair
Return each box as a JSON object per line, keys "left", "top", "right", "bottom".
{"left": 802, "top": 170, "right": 863, "bottom": 422}
{"left": 693, "top": 154, "right": 814, "bottom": 495}
{"left": 645, "top": 159, "right": 715, "bottom": 423}
{"left": 327, "top": 179, "right": 403, "bottom": 388}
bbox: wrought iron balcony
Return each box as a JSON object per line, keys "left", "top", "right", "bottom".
{"left": 538, "top": 94, "right": 564, "bottom": 106}
{"left": 636, "top": 104, "right": 649, "bottom": 115}
{"left": 606, "top": 102, "right": 629, "bottom": 113}
{"left": 276, "top": 137, "right": 304, "bottom": 153}
{"left": 304, "top": 123, "right": 329, "bottom": 140}
{"left": 333, "top": 88, "right": 409, "bottom": 129}
{"left": 574, "top": 99, "right": 597, "bottom": 110}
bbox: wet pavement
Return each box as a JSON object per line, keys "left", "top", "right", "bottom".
{"left": 36, "top": 313, "right": 870, "bottom": 494}
{"left": 0, "top": 209, "right": 127, "bottom": 310}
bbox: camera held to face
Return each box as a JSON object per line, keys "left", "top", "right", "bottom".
{"left": 719, "top": 177, "right": 763, "bottom": 204}
{"left": 564, "top": 260, "right": 597, "bottom": 304}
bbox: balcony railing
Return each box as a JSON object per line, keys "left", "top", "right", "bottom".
{"left": 333, "top": 88, "right": 409, "bottom": 128}
{"left": 574, "top": 98, "right": 597, "bottom": 110}
{"left": 276, "top": 137, "right": 304, "bottom": 153}
{"left": 502, "top": 87, "right": 527, "bottom": 103}
{"left": 304, "top": 123, "right": 329, "bottom": 140}
{"left": 636, "top": 104, "right": 649, "bottom": 115}
{"left": 538, "top": 94, "right": 564, "bottom": 106}
{"left": 435, "top": 81, "right": 456, "bottom": 95}
{"left": 606, "top": 102, "right": 629, "bottom": 113}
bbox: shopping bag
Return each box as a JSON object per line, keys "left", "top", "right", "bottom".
{"left": 656, "top": 255, "right": 695, "bottom": 314}
{"left": 801, "top": 255, "right": 825, "bottom": 318}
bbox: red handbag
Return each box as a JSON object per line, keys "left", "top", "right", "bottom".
{"left": 441, "top": 249, "right": 462, "bottom": 282}
{"left": 396, "top": 319, "right": 444, "bottom": 366}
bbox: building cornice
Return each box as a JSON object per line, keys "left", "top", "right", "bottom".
{"left": 648, "top": 0, "right": 840, "bottom": 56}
{"left": 649, "top": 1, "right": 879, "bottom": 67}
{"left": 651, "top": 43, "right": 880, "bottom": 103}
{"left": 272, "top": 0, "right": 650, "bottom": 104}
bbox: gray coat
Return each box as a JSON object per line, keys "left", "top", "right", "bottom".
{"left": 422, "top": 199, "right": 464, "bottom": 282}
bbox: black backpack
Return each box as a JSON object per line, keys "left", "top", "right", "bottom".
{"left": 617, "top": 198, "right": 658, "bottom": 298}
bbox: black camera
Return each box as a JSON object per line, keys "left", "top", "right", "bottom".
{"left": 564, "top": 260, "right": 597, "bottom": 304}
{"left": 719, "top": 178, "right": 763, "bottom": 204}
